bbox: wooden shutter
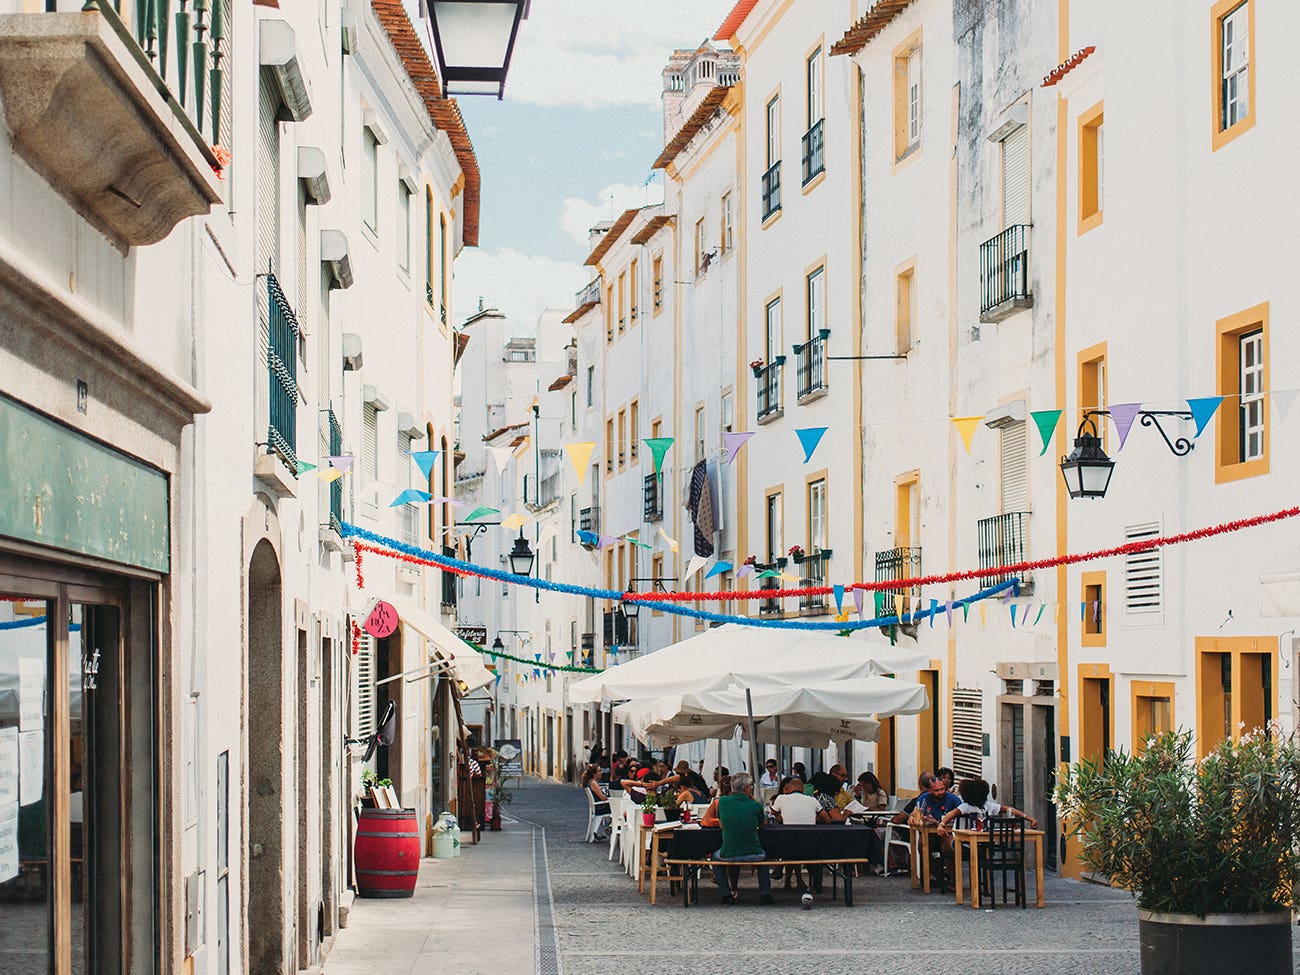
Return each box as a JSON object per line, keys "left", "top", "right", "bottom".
{"left": 999, "top": 420, "right": 1028, "bottom": 513}
{"left": 354, "top": 634, "right": 376, "bottom": 740}
{"left": 363, "top": 404, "right": 379, "bottom": 482}
{"left": 951, "top": 688, "right": 984, "bottom": 780}
{"left": 1001, "top": 125, "right": 1029, "bottom": 227}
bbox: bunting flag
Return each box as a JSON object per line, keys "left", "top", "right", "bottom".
{"left": 428, "top": 496, "right": 467, "bottom": 507}
{"left": 853, "top": 588, "right": 865, "bottom": 619}
{"left": 723, "top": 431, "right": 755, "bottom": 464}
{"left": 833, "top": 585, "right": 845, "bottom": 615}
{"left": 979, "top": 604, "right": 987, "bottom": 627}
{"left": 736, "top": 564, "right": 755, "bottom": 580}
{"left": 463, "top": 506, "right": 500, "bottom": 523}
{"left": 1031, "top": 410, "right": 1063, "bottom": 456}
{"left": 597, "top": 534, "right": 620, "bottom": 550}
{"left": 644, "top": 437, "right": 675, "bottom": 477}
{"left": 962, "top": 602, "right": 970, "bottom": 623}
{"left": 1010, "top": 604, "right": 1019, "bottom": 627}
{"left": 779, "top": 572, "right": 800, "bottom": 583}
{"left": 327, "top": 454, "right": 354, "bottom": 474}
{"left": 756, "top": 569, "right": 781, "bottom": 579}
{"left": 685, "top": 554, "right": 709, "bottom": 579}
{"left": 576, "top": 529, "right": 599, "bottom": 546}
{"left": 627, "top": 536, "right": 654, "bottom": 550}
{"left": 951, "top": 417, "right": 983, "bottom": 454}
{"left": 1273, "top": 389, "right": 1299, "bottom": 422}
{"left": 1080, "top": 601, "right": 1087, "bottom": 621}
{"left": 1186, "top": 397, "right": 1223, "bottom": 438}
{"left": 795, "top": 427, "right": 829, "bottom": 463}
{"left": 409, "top": 450, "right": 440, "bottom": 479}
{"left": 564, "top": 442, "right": 597, "bottom": 487}
{"left": 487, "top": 445, "right": 515, "bottom": 469}
{"left": 500, "top": 513, "right": 528, "bottom": 530}
{"left": 928, "top": 598, "right": 938, "bottom": 628}
{"left": 872, "top": 591, "right": 885, "bottom": 617}
{"left": 296, "top": 461, "right": 317, "bottom": 474}
{"left": 1033, "top": 604, "right": 1046, "bottom": 626}
{"left": 319, "top": 467, "right": 343, "bottom": 483}
{"left": 389, "top": 489, "right": 433, "bottom": 506}
{"left": 705, "top": 561, "right": 733, "bottom": 580}
{"left": 944, "top": 600, "right": 954, "bottom": 625}
{"left": 1108, "top": 403, "right": 1142, "bottom": 450}
{"left": 658, "top": 526, "right": 679, "bottom": 554}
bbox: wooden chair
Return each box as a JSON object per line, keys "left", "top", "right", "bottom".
{"left": 978, "top": 816, "right": 1027, "bottom": 908}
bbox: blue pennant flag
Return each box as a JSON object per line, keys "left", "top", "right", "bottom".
{"left": 795, "top": 427, "right": 829, "bottom": 463}
{"left": 1187, "top": 396, "right": 1224, "bottom": 438}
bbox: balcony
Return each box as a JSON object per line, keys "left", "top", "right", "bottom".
{"left": 794, "top": 329, "right": 830, "bottom": 402}
{"left": 977, "top": 512, "right": 1031, "bottom": 589}
{"left": 801, "top": 118, "right": 825, "bottom": 185}
{"left": 796, "top": 549, "right": 832, "bottom": 614}
{"left": 755, "top": 357, "right": 785, "bottom": 424}
{"left": 979, "top": 224, "right": 1032, "bottom": 322}
{"left": 318, "top": 407, "right": 345, "bottom": 550}
{"left": 875, "top": 547, "right": 922, "bottom": 619}
{"left": 0, "top": 0, "right": 227, "bottom": 249}
{"left": 757, "top": 573, "right": 783, "bottom": 616}
{"left": 441, "top": 547, "right": 458, "bottom": 612}
{"left": 761, "top": 161, "right": 781, "bottom": 221}
{"left": 643, "top": 474, "right": 663, "bottom": 522}
{"left": 254, "top": 272, "right": 300, "bottom": 498}
{"left": 602, "top": 608, "right": 636, "bottom": 648}
{"left": 579, "top": 506, "right": 600, "bottom": 546}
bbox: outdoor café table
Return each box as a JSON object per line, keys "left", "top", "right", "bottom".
{"left": 908, "top": 821, "right": 943, "bottom": 893}
{"left": 661, "top": 824, "right": 874, "bottom": 907}
{"left": 951, "top": 826, "right": 1047, "bottom": 909}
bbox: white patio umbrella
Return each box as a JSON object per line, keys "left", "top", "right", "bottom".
{"left": 568, "top": 623, "right": 928, "bottom": 706}
{"left": 613, "top": 701, "right": 882, "bottom": 750}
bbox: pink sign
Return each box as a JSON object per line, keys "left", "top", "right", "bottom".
{"left": 364, "top": 600, "right": 399, "bottom": 640}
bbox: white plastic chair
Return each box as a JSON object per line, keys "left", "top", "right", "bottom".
{"left": 585, "top": 788, "right": 611, "bottom": 843}
{"left": 882, "top": 797, "right": 911, "bottom": 877}
{"left": 608, "top": 797, "right": 628, "bottom": 861}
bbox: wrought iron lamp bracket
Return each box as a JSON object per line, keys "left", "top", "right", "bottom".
{"left": 1083, "top": 409, "right": 1195, "bottom": 457}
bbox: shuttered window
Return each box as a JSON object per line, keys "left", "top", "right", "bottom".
{"left": 952, "top": 687, "right": 984, "bottom": 780}
{"left": 296, "top": 185, "right": 309, "bottom": 354}
{"left": 999, "top": 419, "right": 1028, "bottom": 513}
{"left": 1002, "top": 124, "right": 1029, "bottom": 227}
{"left": 397, "top": 431, "right": 417, "bottom": 543}
{"left": 256, "top": 82, "right": 281, "bottom": 442}
{"left": 353, "top": 634, "right": 376, "bottom": 740}
{"left": 1124, "top": 522, "right": 1163, "bottom": 622}
{"left": 363, "top": 404, "right": 379, "bottom": 483}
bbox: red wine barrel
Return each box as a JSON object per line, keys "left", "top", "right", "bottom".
{"left": 354, "top": 808, "right": 420, "bottom": 898}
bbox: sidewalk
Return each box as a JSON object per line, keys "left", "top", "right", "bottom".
{"left": 324, "top": 820, "right": 537, "bottom": 975}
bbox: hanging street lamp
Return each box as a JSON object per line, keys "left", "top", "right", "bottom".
{"left": 1060, "top": 415, "right": 1115, "bottom": 499}
{"left": 425, "top": 0, "right": 529, "bottom": 99}
{"left": 507, "top": 530, "right": 535, "bottom": 576}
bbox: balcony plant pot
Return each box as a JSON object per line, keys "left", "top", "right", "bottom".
{"left": 1056, "top": 729, "right": 1300, "bottom": 975}
{"left": 789, "top": 551, "right": 805, "bottom": 564}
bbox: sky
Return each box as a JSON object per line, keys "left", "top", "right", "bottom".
{"left": 451, "top": 0, "right": 737, "bottom": 333}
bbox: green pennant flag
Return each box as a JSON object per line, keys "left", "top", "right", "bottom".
{"left": 643, "top": 437, "right": 675, "bottom": 477}
{"left": 1031, "top": 409, "right": 1063, "bottom": 456}
{"left": 464, "top": 505, "right": 500, "bottom": 523}
{"left": 296, "top": 461, "right": 317, "bottom": 474}
{"left": 756, "top": 569, "right": 782, "bottom": 579}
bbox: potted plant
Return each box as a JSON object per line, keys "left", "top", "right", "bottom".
{"left": 749, "top": 358, "right": 765, "bottom": 377}
{"left": 658, "top": 790, "right": 683, "bottom": 822}
{"left": 640, "top": 794, "right": 658, "bottom": 827}
{"left": 1055, "top": 729, "right": 1300, "bottom": 975}
{"left": 788, "top": 544, "right": 805, "bottom": 563}
{"left": 359, "top": 768, "right": 378, "bottom": 808}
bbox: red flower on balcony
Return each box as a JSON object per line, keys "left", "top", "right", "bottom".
{"left": 211, "top": 145, "right": 231, "bottom": 180}
{"left": 743, "top": 555, "right": 758, "bottom": 566}
{"left": 787, "top": 544, "right": 804, "bottom": 559}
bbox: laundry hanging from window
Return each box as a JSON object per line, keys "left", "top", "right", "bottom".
{"left": 687, "top": 459, "right": 715, "bottom": 557}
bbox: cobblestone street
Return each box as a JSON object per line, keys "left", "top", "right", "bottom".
{"left": 510, "top": 777, "right": 1149, "bottom": 975}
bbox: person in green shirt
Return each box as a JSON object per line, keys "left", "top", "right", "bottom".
{"left": 711, "top": 772, "right": 774, "bottom": 904}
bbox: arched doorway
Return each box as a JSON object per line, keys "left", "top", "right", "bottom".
{"left": 247, "top": 539, "right": 286, "bottom": 973}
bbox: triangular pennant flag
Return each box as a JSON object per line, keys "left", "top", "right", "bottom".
{"left": 500, "top": 513, "right": 528, "bottom": 530}
{"left": 853, "top": 588, "right": 865, "bottom": 619}
{"left": 1010, "top": 603, "right": 1019, "bottom": 628}
{"left": 961, "top": 602, "right": 969, "bottom": 622}
{"left": 1033, "top": 604, "right": 1046, "bottom": 626}
{"left": 979, "top": 604, "right": 987, "bottom": 627}
{"left": 464, "top": 506, "right": 500, "bottom": 522}
{"left": 1031, "top": 410, "right": 1063, "bottom": 457}
{"left": 1108, "top": 403, "right": 1142, "bottom": 450}
{"left": 319, "top": 467, "right": 342, "bottom": 483}
{"left": 296, "top": 461, "right": 317, "bottom": 474}
{"left": 1272, "top": 389, "right": 1299, "bottom": 422}
{"left": 794, "top": 427, "right": 829, "bottom": 463}
{"left": 534, "top": 653, "right": 541, "bottom": 662}
{"left": 327, "top": 454, "right": 354, "bottom": 474}
{"left": 873, "top": 591, "right": 885, "bottom": 618}
{"left": 779, "top": 572, "right": 799, "bottom": 583}
{"left": 627, "top": 536, "right": 653, "bottom": 550}
{"left": 487, "top": 445, "right": 515, "bottom": 470}
{"left": 409, "top": 450, "right": 440, "bottom": 479}
{"left": 951, "top": 416, "right": 983, "bottom": 454}
{"left": 928, "top": 598, "right": 938, "bottom": 628}
{"left": 429, "top": 496, "right": 467, "bottom": 507}
{"left": 736, "top": 564, "right": 755, "bottom": 580}
{"left": 723, "top": 431, "right": 755, "bottom": 464}
{"left": 389, "top": 489, "right": 433, "bottom": 506}
{"left": 705, "top": 561, "right": 733, "bottom": 580}
{"left": 1186, "top": 397, "right": 1223, "bottom": 438}
{"left": 564, "top": 442, "right": 596, "bottom": 487}
{"left": 945, "top": 600, "right": 954, "bottom": 625}
{"left": 756, "top": 569, "right": 781, "bottom": 579}
{"left": 685, "top": 554, "right": 709, "bottom": 579}
{"left": 658, "top": 526, "right": 679, "bottom": 554}
{"left": 833, "top": 585, "right": 845, "bottom": 616}
{"left": 644, "top": 437, "right": 675, "bottom": 476}
{"left": 597, "top": 534, "right": 619, "bottom": 550}
{"left": 576, "top": 530, "right": 599, "bottom": 546}
{"left": 1080, "top": 601, "right": 1087, "bottom": 621}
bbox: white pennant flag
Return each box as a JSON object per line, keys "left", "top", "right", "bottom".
{"left": 487, "top": 445, "right": 515, "bottom": 470}
{"left": 1272, "top": 389, "right": 1299, "bottom": 423}
{"left": 685, "top": 554, "right": 709, "bottom": 580}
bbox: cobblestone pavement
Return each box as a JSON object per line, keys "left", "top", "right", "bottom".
{"left": 507, "top": 776, "right": 1288, "bottom": 975}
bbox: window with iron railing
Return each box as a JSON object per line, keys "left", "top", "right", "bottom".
{"left": 579, "top": 506, "right": 600, "bottom": 539}
{"left": 755, "top": 358, "right": 784, "bottom": 422}
{"left": 797, "top": 550, "right": 832, "bottom": 613}
{"left": 643, "top": 474, "right": 663, "bottom": 522}
{"left": 979, "top": 224, "right": 1032, "bottom": 321}
{"left": 440, "top": 547, "right": 458, "bottom": 610}
{"left": 802, "top": 118, "right": 825, "bottom": 185}
{"left": 758, "top": 573, "right": 783, "bottom": 615}
{"left": 265, "top": 272, "right": 300, "bottom": 471}
{"left": 761, "top": 162, "right": 782, "bottom": 221}
{"left": 977, "top": 512, "right": 1029, "bottom": 587}
{"left": 794, "top": 330, "right": 829, "bottom": 400}
{"left": 326, "top": 407, "right": 343, "bottom": 534}
{"left": 874, "top": 547, "right": 922, "bottom": 618}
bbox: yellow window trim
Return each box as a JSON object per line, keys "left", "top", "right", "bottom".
{"left": 895, "top": 258, "right": 917, "bottom": 355}
{"left": 1077, "top": 341, "right": 1108, "bottom": 451}
{"left": 891, "top": 27, "right": 923, "bottom": 164}
{"left": 1080, "top": 570, "right": 1106, "bottom": 648}
{"left": 1210, "top": 0, "right": 1255, "bottom": 152}
{"left": 1130, "top": 680, "right": 1175, "bottom": 753}
{"left": 1214, "top": 301, "right": 1269, "bottom": 484}
{"left": 1077, "top": 100, "right": 1104, "bottom": 235}
{"left": 1194, "top": 636, "right": 1279, "bottom": 757}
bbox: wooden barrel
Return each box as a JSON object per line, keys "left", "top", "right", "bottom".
{"left": 354, "top": 808, "right": 420, "bottom": 898}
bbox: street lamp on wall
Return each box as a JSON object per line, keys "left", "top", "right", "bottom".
{"left": 507, "top": 530, "right": 535, "bottom": 576}
{"left": 425, "top": 0, "right": 529, "bottom": 99}
{"left": 1060, "top": 408, "right": 1194, "bottom": 500}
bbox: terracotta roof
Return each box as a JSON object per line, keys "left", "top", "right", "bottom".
{"left": 453, "top": 330, "right": 470, "bottom": 365}
{"left": 562, "top": 300, "right": 598, "bottom": 324}
{"left": 547, "top": 374, "right": 574, "bottom": 392}
{"left": 829, "top": 0, "right": 917, "bottom": 57}
{"left": 584, "top": 208, "right": 641, "bottom": 267}
{"left": 483, "top": 422, "right": 528, "bottom": 442}
{"left": 1041, "top": 46, "right": 1097, "bottom": 87}
{"left": 653, "top": 86, "right": 733, "bottom": 170}
{"left": 508, "top": 435, "right": 526, "bottom": 448}
{"left": 714, "top": 0, "right": 759, "bottom": 40}
{"left": 371, "top": 0, "right": 481, "bottom": 247}
{"left": 630, "top": 214, "right": 674, "bottom": 246}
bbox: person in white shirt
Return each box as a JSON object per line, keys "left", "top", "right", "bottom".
{"left": 939, "top": 777, "right": 1038, "bottom": 830}
{"left": 758, "top": 758, "right": 782, "bottom": 788}
{"left": 770, "top": 778, "right": 825, "bottom": 826}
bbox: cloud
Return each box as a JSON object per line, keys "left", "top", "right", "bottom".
{"left": 558, "top": 180, "right": 665, "bottom": 246}
{"left": 453, "top": 247, "right": 589, "bottom": 334}
{"left": 506, "top": 0, "right": 734, "bottom": 109}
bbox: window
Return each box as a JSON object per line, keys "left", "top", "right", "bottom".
{"left": 1213, "top": 0, "right": 1253, "bottom": 149}
{"left": 808, "top": 478, "right": 827, "bottom": 553}
{"left": 695, "top": 217, "right": 707, "bottom": 277}
{"left": 763, "top": 95, "right": 782, "bottom": 220}
{"left": 604, "top": 417, "right": 614, "bottom": 474}
{"left": 605, "top": 284, "right": 614, "bottom": 341}
{"left": 1081, "top": 571, "right": 1105, "bottom": 647}
{"left": 765, "top": 491, "right": 784, "bottom": 561}
{"left": 362, "top": 402, "right": 379, "bottom": 483}
{"left": 362, "top": 129, "right": 379, "bottom": 231}
{"left": 397, "top": 184, "right": 411, "bottom": 271}
{"left": 765, "top": 297, "right": 781, "bottom": 362}
{"left": 396, "top": 431, "right": 417, "bottom": 544}
{"left": 720, "top": 192, "right": 733, "bottom": 254}
{"left": 1196, "top": 636, "right": 1276, "bottom": 756}
{"left": 895, "top": 261, "right": 916, "bottom": 353}
{"left": 1001, "top": 121, "right": 1029, "bottom": 227}
{"left": 892, "top": 30, "right": 923, "bottom": 161}
{"left": 766, "top": 95, "right": 780, "bottom": 167}
{"left": 720, "top": 390, "right": 733, "bottom": 432}
{"left": 806, "top": 47, "right": 823, "bottom": 127}
{"left": 895, "top": 471, "right": 919, "bottom": 548}
{"left": 617, "top": 272, "right": 626, "bottom": 332}
{"left": 652, "top": 257, "right": 664, "bottom": 312}
{"left": 1078, "top": 102, "right": 1104, "bottom": 233}
{"left": 617, "top": 409, "right": 626, "bottom": 469}
{"left": 586, "top": 365, "right": 595, "bottom": 407}
{"left": 629, "top": 258, "right": 639, "bottom": 321}
{"left": 1132, "top": 682, "right": 1175, "bottom": 753}
{"left": 629, "top": 400, "right": 639, "bottom": 461}
{"left": 999, "top": 417, "right": 1027, "bottom": 513}
{"left": 1078, "top": 666, "right": 1113, "bottom": 766}
{"left": 424, "top": 190, "right": 435, "bottom": 304}
{"left": 1078, "top": 342, "right": 1108, "bottom": 449}
{"left": 438, "top": 215, "right": 448, "bottom": 320}
{"left": 1215, "top": 302, "right": 1269, "bottom": 481}
{"left": 806, "top": 266, "right": 825, "bottom": 340}
{"left": 694, "top": 406, "right": 706, "bottom": 464}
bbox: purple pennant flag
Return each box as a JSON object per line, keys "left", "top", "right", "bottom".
{"left": 852, "top": 588, "right": 865, "bottom": 619}
{"left": 597, "top": 534, "right": 620, "bottom": 550}
{"left": 1108, "top": 403, "right": 1142, "bottom": 450}
{"left": 945, "top": 600, "right": 954, "bottom": 625}
{"left": 723, "top": 431, "right": 755, "bottom": 464}
{"left": 736, "top": 564, "right": 755, "bottom": 580}
{"left": 327, "top": 454, "right": 355, "bottom": 474}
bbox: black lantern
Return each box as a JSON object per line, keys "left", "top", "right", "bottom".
{"left": 1060, "top": 418, "right": 1115, "bottom": 499}
{"left": 491, "top": 636, "right": 505, "bottom": 654}
{"left": 426, "top": 0, "right": 528, "bottom": 99}
{"left": 507, "top": 531, "right": 535, "bottom": 576}
{"left": 621, "top": 598, "right": 640, "bottom": 621}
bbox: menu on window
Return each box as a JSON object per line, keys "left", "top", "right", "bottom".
{"left": 0, "top": 728, "right": 16, "bottom": 808}
{"left": 0, "top": 805, "right": 17, "bottom": 884}
{"left": 18, "top": 658, "right": 42, "bottom": 731}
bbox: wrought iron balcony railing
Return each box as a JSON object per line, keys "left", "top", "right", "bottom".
{"left": 265, "top": 272, "right": 300, "bottom": 471}
{"left": 643, "top": 474, "right": 663, "bottom": 522}
{"left": 802, "top": 118, "right": 825, "bottom": 185}
{"left": 977, "top": 512, "right": 1030, "bottom": 587}
{"left": 326, "top": 407, "right": 343, "bottom": 534}
{"left": 441, "top": 547, "right": 458, "bottom": 610}
{"left": 579, "top": 506, "right": 600, "bottom": 545}
{"left": 979, "top": 224, "right": 1032, "bottom": 322}
{"left": 757, "top": 572, "right": 783, "bottom": 615}
{"left": 874, "top": 547, "right": 922, "bottom": 619}
{"left": 797, "top": 550, "right": 832, "bottom": 613}
{"left": 755, "top": 357, "right": 785, "bottom": 422}
{"left": 794, "top": 329, "right": 830, "bottom": 401}
{"left": 761, "top": 161, "right": 781, "bottom": 221}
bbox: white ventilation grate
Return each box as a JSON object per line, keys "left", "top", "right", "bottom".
{"left": 1124, "top": 522, "right": 1163, "bottom": 624}
{"left": 951, "top": 687, "right": 984, "bottom": 780}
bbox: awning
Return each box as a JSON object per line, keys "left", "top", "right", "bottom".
{"left": 1260, "top": 547, "right": 1300, "bottom": 618}
{"left": 387, "top": 596, "right": 494, "bottom": 694}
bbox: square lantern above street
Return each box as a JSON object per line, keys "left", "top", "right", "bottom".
{"left": 1059, "top": 425, "right": 1115, "bottom": 500}
{"left": 426, "top": 0, "right": 528, "bottom": 98}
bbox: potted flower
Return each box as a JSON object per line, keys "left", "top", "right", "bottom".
{"left": 742, "top": 555, "right": 758, "bottom": 567}
{"left": 1055, "top": 729, "right": 1300, "bottom": 975}
{"left": 640, "top": 794, "right": 658, "bottom": 827}
{"left": 749, "top": 358, "right": 765, "bottom": 376}
{"left": 788, "top": 544, "right": 805, "bottom": 563}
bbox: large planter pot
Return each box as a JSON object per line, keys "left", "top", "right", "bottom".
{"left": 1138, "top": 909, "right": 1291, "bottom": 975}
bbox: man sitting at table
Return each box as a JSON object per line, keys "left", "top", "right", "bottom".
{"left": 891, "top": 771, "right": 935, "bottom": 824}
{"left": 711, "top": 772, "right": 774, "bottom": 905}
{"left": 759, "top": 758, "right": 782, "bottom": 788}
{"left": 914, "top": 773, "right": 962, "bottom": 890}
{"left": 771, "top": 777, "right": 824, "bottom": 825}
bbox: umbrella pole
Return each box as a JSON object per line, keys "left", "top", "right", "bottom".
{"left": 774, "top": 715, "right": 782, "bottom": 772}
{"left": 745, "top": 688, "right": 760, "bottom": 782}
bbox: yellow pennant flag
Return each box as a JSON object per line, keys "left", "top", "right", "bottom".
{"left": 658, "top": 526, "right": 679, "bottom": 554}
{"left": 951, "top": 416, "right": 984, "bottom": 454}
{"left": 501, "top": 513, "right": 528, "bottom": 530}
{"left": 564, "top": 442, "right": 597, "bottom": 488}
{"left": 319, "top": 467, "right": 342, "bottom": 483}
{"left": 979, "top": 603, "right": 987, "bottom": 627}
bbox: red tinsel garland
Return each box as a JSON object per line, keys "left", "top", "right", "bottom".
{"left": 355, "top": 546, "right": 365, "bottom": 590}
{"left": 351, "top": 620, "right": 361, "bottom": 656}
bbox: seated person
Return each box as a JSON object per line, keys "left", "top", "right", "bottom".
{"left": 673, "top": 761, "right": 708, "bottom": 805}
{"left": 936, "top": 766, "right": 956, "bottom": 791}
{"left": 770, "top": 778, "right": 825, "bottom": 825}
{"left": 759, "top": 759, "right": 782, "bottom": 788}
{"left": 939, "top": 777, "right": 1038, "bottom": 830}
{"left": 711, "top": 766, "right": 731, "bottom": 796}
{"left": 651, "top": 760, "right": 681, "bottom": 794}
{"left": 610, "top": 750, "right": 630, "bottom": 782}
{"left": 853, "top": 771, "right": 889, "bottom": 810}
{"left": 710, "top": 772, "right": 774, "bottom": 905}
{"left": 914, "top": 774, "right": 962, "bottom": 888}
{"left": 701, "top": 774, "right": 732, "bottom": 824}
{"left": 808, "top": 772, "right": 850, "bottom": 823}
{"left": 582, "top": 764, "right": 610, "bottom": 806}
{"left": 891, "top": 771, "right": 935, "bottom": 824}
{"left": 620, "top": 766, "right": 655, "bottom": 804}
